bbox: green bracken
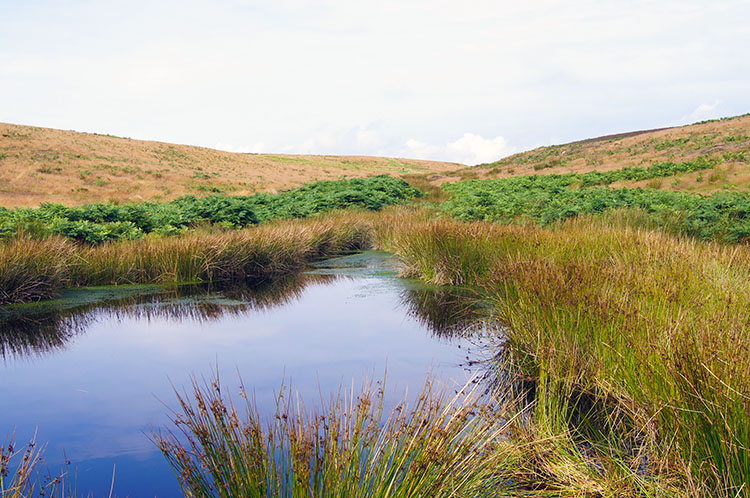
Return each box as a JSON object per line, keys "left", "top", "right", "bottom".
{"left": 440, "top": 160, "right": 750, "bottom": 242}
{"left": 0, "top": 175, "right": 420, "bottom": 244}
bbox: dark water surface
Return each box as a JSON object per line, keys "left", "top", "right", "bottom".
{"left": 0, "top": 252, "right": 488, "bottom": 497}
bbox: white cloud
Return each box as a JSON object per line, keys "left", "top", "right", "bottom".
{"left": 284, "top": 124, "right": 391, "bottom": 156}
{"left": 681, "top": 100, "right": 724, "bottom": 124}
{"left": 401, "top": 139, "right": 440, "bottom": 160}
{"left": 446, "top": 134, "right": 515, "bottom": 165}
{"left": 401, "top": 134, "right": 515, "bottom": 165}
{"left": 283, "top": 130, "right": 514, "bottom": 165}
{"left": 214, "top": 141, "right": 266, "bottom": 153}
{"left": 1, "top": 1, "right": 748, "bottom": 154}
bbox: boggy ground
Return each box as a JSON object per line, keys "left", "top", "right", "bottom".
{"left": 3, "top": 206, "right": 749, "bottom": 497}
{"left": 3, "top": 114, "right": 750, "bottom": 496}
{"left": 378, "top": 209, "right": 750, "bottom": 496}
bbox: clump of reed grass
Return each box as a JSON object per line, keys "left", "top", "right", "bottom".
{"left": 376, "top": 211, "right": 750, "bottom": 496}
{"left": 0, "top": 237, "right": 76, "bottom": 304}
{"left": 0, "top": 435, "right": 69, "bottom": 498}
{"left": 154, "top": 374, "right": 513, "bottom": 498}
{"left": 0, "top": 212, "right": 374, "bottom": 305}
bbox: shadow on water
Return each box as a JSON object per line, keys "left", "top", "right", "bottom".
{"left": 399, "top": 285, "right": 486, "bottom": 339}
{"left": 4, "top": 250, "right": 574, "bottom": 496}
{"left": 0, "top": 253, "right": 495, "bottom": 361}
{"left": 0, "top": 273, "right": 338, "bottom": 360}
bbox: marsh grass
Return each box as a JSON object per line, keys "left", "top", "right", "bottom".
{"left": 0, "top": 435, "right": 72, "bottom": 498}
{"left": 4, "top": 205, "right": 750, "bottom": 495}
{"left": 377, "top": 212, "right": 750, "bottom": 496}
{"left": 0, "top": 237, "right": 75, "bottom": 304}
{"left": 154, "top": 374, "right": 514, "bottom": 498}
{"left": 0, "top": 213, "right": 373, "bottom": 304}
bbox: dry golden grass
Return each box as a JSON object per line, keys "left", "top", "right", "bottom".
{"left": 0, "top": 212, "right": 374, "bottom": 304}
{"left": 429, "top": 114, "right": 750, "bottom": 193}
{"left": 0, "top": 123, "right": 462, "bottom": 208}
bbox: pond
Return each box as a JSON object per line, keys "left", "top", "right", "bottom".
{"left": 0, "top": 251, "right": 494, "bottom": 497}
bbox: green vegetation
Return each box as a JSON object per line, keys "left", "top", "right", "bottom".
{"left": 0, "top": 176, "right": 420, "bottom": 244}
{"left": 653, "top": 137, "right": 690, "bottom": 150}
{"left": 3, "top": 115, "right": 750, "bottom": 496}
{"left": 155, "top": 375, "right": 510, "bottom": 498}
{"left": 379, "top": 214, "right": 750, "bottom": 495}
{"left": 7, "top": 205, "right": 748, "bottom": 495}
{"left": 441, "top": 158, "right": 750, "bottom": 242}
{"left": 0, "top": 214, "right": 373, "bottom": 304}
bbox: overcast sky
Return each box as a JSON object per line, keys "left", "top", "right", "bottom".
{"left": 1, "top": 0, "right": 749, "bottom": 164}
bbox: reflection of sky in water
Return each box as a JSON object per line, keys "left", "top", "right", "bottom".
{"left": 0, "top": 252, "right": 477, "bottom": 497}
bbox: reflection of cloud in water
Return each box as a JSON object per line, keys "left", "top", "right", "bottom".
{"left": 2, "top": 265, "right": 503, "bottom": 361}
{"left": 0, "top": 273, "right": 337, "bottom": 361}
{"left": 2, "top": 260, "right": 510, "bottom": 387}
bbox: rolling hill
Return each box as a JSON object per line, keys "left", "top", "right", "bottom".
{"left": 0, "top": 123, "right": 462, "bottom": 208}
{"left": 3, "top": 114, "right": 749, "bottom": 209}
{"left": 429, "top": 113, "right": 750, "bottom": 194}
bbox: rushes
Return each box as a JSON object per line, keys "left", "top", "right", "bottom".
{"left": 0, "top": 213, "right": 373, "bottom": 304}
{"left": 0, "top": 237, "right": 76, "bottom": 304}
{"left": 0, "top": 437, "right": 43, "bottom": 498}
{"left": 154, "top": 375, "right": 511, "bottom": 498}
{"left": 5, "top": 204, "right": 750, "bottom": 494}
{"left": 378, "top": 213, "right": 750, "bottom": 496}
{"left": 0, "top": 435, "right": 69, "bottom": 498}
{"left": 156, "top": 366, "right": 677, "bottom": 497}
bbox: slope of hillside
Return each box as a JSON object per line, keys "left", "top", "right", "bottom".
{"left": 431, "top": 114, "right": 750, "bottom": 194}
{"left": 0, "top": 123, "right": 462, "bottom": 208}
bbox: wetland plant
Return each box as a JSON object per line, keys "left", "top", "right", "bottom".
{"left": 154, "top": 375, "right": 513, "bottom": 498}
{"left": 0, "top": 213, "right": 373, "bottom": 305}
{"left": 378, "top": 214, "right": 750, "bottom": 496}
{"left": 0, "top": 435, "right": 72, "bottom": 498}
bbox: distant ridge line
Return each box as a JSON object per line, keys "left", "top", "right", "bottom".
{"left": 566, "top": 127, "right": 672, "bottom": 146}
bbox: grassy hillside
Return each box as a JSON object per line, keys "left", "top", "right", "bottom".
{"left": 3, "top": 116, "right": 750, "bottom": 495}
{"left": 0, "top": 123, "right": 462, "bottom": 208}
{"left": 428, "top": 114, "right": 750, "bottom": 193}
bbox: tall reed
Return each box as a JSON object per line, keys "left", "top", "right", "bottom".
{"left": 0, "top": 213, "right": 373, "bottom": 304}
{"left": 154, "top": 374, "right": 513, "bottom": 498}
{"left": 376, "top": 212, "right": 750, "bottom": 496}
{"left": 0, "top": 435, "right": 70, "bottom": 498}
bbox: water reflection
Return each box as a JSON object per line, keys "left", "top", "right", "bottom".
{"left": 399, "top": 285, "right": 483, "bottom": 338}
{"left": 0, "top": 273, "right": 340, "bottom": 360}
{"left": 0, "top": 251, "right": 510, "bottom": 497}
{"left": 1, "top": 268, "right": 488, "bottom": 362}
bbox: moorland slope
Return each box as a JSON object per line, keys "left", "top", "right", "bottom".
{"left": 427, "top": 114, "right": 750, "bottom": 193}
{"left": 0, "top": 123, "right": 462, "bottom": 207}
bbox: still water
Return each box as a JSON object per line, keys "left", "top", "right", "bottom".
{"left": 0, "top": 252, "right": 490, "bottom": 497}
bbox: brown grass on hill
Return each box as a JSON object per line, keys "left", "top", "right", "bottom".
{"left": 0, "top": 123, "right": 462, "bottom": 208}
{"left": 433, "top": 114, "right": 750, "bottom": 194}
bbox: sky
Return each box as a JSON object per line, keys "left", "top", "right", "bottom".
{"left": 1, "top": 0, "right": 749, "bottom": 165}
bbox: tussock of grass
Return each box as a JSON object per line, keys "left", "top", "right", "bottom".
{"left": 0, "top": 213, "right": 373, "bottom": 304}
{"left": 0, "top": 237, "right": 76, "bottom": 304}
{"left": 4, "top": 204, "right": 750, "bottom": 495}
{"left": 377, "top": 212, "right": 750, "bottom": 496}
{"left": 154, "top": 374, "right": 512, "bottom": 498}
{"left": 0, "top": 435, "right": 70, "bottom": 498}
